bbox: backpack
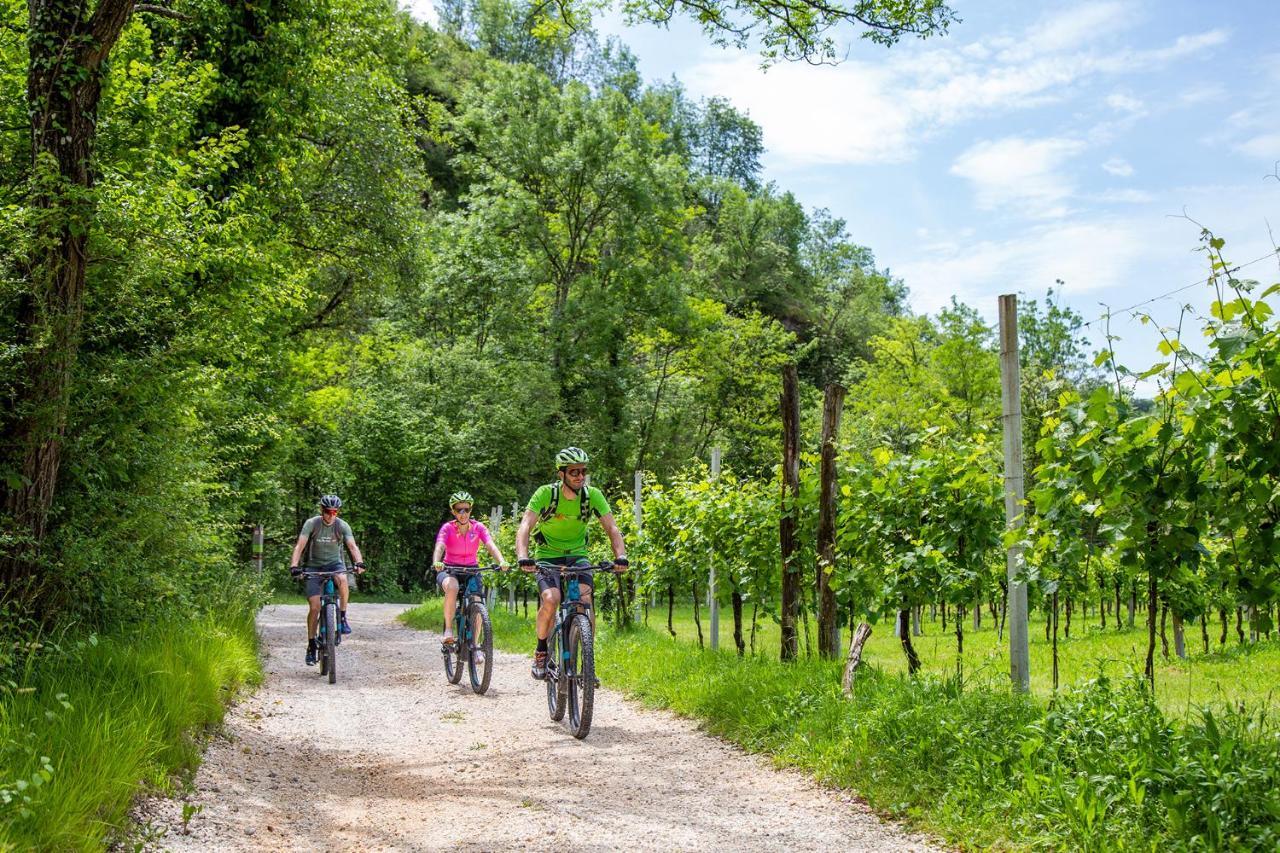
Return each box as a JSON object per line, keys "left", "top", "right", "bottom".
{"left": 533, "top": 482, "right": 598, "bottom": 546}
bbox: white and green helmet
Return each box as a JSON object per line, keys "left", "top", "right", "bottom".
{"left": 555, "top": 446, "right": 589, "bottom": 468}
{"left": 448, "top": 490, "right": 474, "bottom": 508}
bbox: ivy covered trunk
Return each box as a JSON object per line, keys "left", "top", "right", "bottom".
{"left": 3, "top": 0, "right": 135, "bottom": 593}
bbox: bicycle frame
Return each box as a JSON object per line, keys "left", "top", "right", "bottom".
{"left": 441, "top": 565, "right": 499, "bottom": 693}
{"left": 300, "top": 569, "right": 348, "bottom": 684}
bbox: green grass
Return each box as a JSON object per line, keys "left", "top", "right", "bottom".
{"left": 401, "top": 597, "right": 1280, "bottom": 850}
{"left": 0, "top": 609, "right": 261, "bottom": 850}
{"left": 643, "top": 601, "right": 1280, "bottom": 716}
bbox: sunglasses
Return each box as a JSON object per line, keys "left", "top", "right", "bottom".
{"left": 321, "top": 508, "right": 339, "bottom": 515}
{"left": 565, "top": 467, "right": 588, "bottom": 477}
{"left": 452, "top": 505, "right": 472, "bottom": 514}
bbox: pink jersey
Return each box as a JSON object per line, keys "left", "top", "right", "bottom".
{"left": 435, "top": 520, "right": 492, "bottom": 565}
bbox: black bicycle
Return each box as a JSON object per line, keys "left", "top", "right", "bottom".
{"left": 535, "top": 561, "right": 623, "bottom": 739}
{"left": 300, "top": 569, "right": 348, "bottom": 685}
{"left": 441, "top": 565, "right": 500, "bottom": 694}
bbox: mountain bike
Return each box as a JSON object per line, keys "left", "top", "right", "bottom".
{"left": 535, "top": 560, "right": 623, "bottom": 739}
{"left": 440, "top": 565, "right": 500, "bottom": 694}
{"left": 300, "top": 569, "right": 348, "bottom": 685}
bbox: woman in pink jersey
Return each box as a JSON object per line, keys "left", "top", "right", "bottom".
{"left": 433, "top": 491, "right": 508, "bottom": 647}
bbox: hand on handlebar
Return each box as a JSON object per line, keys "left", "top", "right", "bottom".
{"left": 290, "top": 565, "right": 302, "bottom": 578}
{"left": 612, "top": 557, "right": 629, "bottom": 573}
{"left": 354, "top": 560, "right": 367, "bottom": 574}
{"left": 518, "top": 558, "right": 536, "bottom": 572}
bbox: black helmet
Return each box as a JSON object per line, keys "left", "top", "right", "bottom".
{"left": 319, "top": 494, "right": 343, "bottom": 509}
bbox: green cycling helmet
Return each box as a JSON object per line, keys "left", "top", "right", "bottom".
{"left": 449, "top": 490, "right": 474, "bottom": 508}
{"left": 555, "top": 446, "right": 589, "bottom": 467}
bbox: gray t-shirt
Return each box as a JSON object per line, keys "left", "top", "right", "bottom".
{"left": 300, "top": 516, "right": 354, "bottom": 568}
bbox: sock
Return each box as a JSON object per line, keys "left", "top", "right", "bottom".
{"left": 536, "top": 638, "right": 547, "bottom": 653}
{"left": 340, "top": 610, "right": 347, "bottom": 617}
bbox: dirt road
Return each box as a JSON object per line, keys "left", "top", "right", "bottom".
{"left": 137, "top": 603, "right": 940, "bottom": 851}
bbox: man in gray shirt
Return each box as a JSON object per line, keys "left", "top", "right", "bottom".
{"left": 289, "top": 494, "right": 366, "bottom": 665}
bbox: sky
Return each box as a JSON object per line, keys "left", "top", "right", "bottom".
{"left": 402, "top": 0, "right": 1280, "bottom": 376}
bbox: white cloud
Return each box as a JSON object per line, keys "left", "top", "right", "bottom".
{"left": 950, "top": 137, "right": 1086, "bottom": 218}
{"left": 1093, "top": 188, "right": 1155, "bottom": 203}
{"left": 683, "top": 6, "right": 1227, "bottom": 166}
{"left": 1237, "top": 133, "right": 1280, "bottom": 159}
{"left": 897, "top": 217, "right": 1157, "bottom": 315}
{"left": 400, "top": 0, "right": 438, "bottom": 27}
{"left": 1103, "top": 157, "right": 1134, "bottom": 176}
{"left": 1106, "top": 93, "right": 1144, "bottom": 113}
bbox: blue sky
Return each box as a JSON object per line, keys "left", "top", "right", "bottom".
{"left": 405, "top": 0, "right": 1280, "bottom": 376}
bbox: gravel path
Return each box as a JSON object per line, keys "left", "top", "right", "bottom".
{"left": 136, "top": 603, "right": 941, "bottom": 851}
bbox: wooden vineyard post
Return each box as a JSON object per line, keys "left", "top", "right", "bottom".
{"left": 817, "top": 383, "right": 845, "bottom": 659}
{"left": 1000, "top": 294, "right": 1030, "bottom": 692}
{"left": 780, "top": 365, "right": 801, "bottom": 662}
{"left": 488, "top": 506, "right": 501, "bottom": 610}
{"left": 842, "top": 622, "right": 873, "bottom": 696}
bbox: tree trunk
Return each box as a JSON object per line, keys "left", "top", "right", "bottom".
{"left": 1220, "top": 607, "right": 1228, "bottom": 646}
{"left": 1052, "top": 590, "right": 1060, "bottom": 692}
{"left": 1172, "top": 611, "right": 1186, "bottom": 660}
{"left": 941, "top": 601, "right": 947, "bottom": 631}
{"left": 779, "top": 364, "right": 801, "bottom": 662}
{"left": 1065, "top": 597, "right": 1072, "bottom": 639}
{"left": 912, "top": 605, "right": 922, "bottom": 637}
{"left": 973, "top": 594, "right": 981, "bottom": 631}
{"left": 1128, "top": 581, "right": 1137, "bottom": 628}
{"left": 815, "top": 383, "right": 845, "bottom": 659}
{"left": 692, "top": 580, "right": 704, "bottom": 649}
{"left": 1100, "top": 585, "right": 1107, "bottom": 629}
{"left": 1201, "top": 613, "right": 1209, "bottom": 655}
{"left": 749, "top": 599, "right": 759, "bottom": 656}
{"left": 954, "top": 604, "right": 964, "bottom": 680}
{"left": 998, "top": 578, "right": 1008, "bottom": 642}
{"left": 841, "top": 622, "right": 873, "bottom": 697}
{"left": 667, "top": 584, "right": 676, "bottom": 638}
{"left": 2, "top": 0, "right": 137, "bottom": 593}
{"left": 1144, "top": 563, "right": 1158, "bottom": 689}
{"left": 1236, "top": 607, "right": 1245, "bottom": 645}
{"left": 732, "top": 589, "right": 745, "bottom": 656}
{"left": 1115, "top": 579, "right": 1122, "bottom": 631}
{"left": 522, "top": 585, "right": 528, "bottom": 618}
{"left": 899, "top": 606, "right": 921, "bottom": 674}
{"left": 1160, "top": 603, "right": 1170, "bottom": 659}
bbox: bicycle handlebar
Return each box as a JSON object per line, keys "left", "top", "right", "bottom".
{"left": 296, "top": 568, "right": 353, "bottom": 577}
{"left": 441, "top": 564, "right": 505, "bottom": 572}
{"left": 533, "top": 560, "right": 628, "bottom": 575}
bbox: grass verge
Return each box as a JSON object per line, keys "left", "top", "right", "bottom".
{"left": 402, "top": 598, "right": 1280, "bottom": 850}
{"left": 0, "top": 608, "right": 261, "bottom": 850}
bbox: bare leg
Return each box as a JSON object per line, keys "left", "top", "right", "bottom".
{"left": 441, "top": 577, "right": 459, "bottom": 639}
{"left": 336, "top": 573, "right": 350, "bottom": 610}
{"left": 307, "top": 596, "right": 321, "bottom": 639}
{"left": 537, "top": 588, "right": 561, "bottom": 640}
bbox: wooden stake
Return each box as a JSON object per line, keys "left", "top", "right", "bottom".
{"left": 1000, "top": 294, "right": 1030, "bottom": 692}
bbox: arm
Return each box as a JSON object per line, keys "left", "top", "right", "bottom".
{"left": 485, "top": 539, "right": 507, "bottom": 567}
{"left": 289, "top": 534, "right": 309, "bottom": 569}
{"left": 516, "top": 509, "right": 539, "bottom": 563}
{"left": 598, "top": 513, "right": 627, "bottom": 565}
{"left": 432, "top": 540, "right": 445, "bottom": 566}
{"left": 344, "top": 530, "right": 365, "bottom": 571}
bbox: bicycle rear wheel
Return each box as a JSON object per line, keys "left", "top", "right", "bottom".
{"left": 324, "top": 602, "right": 338, "bottom": 684}
{"left": 444, "top": 612, "right": 464, "bottom": 684}
{"left": 467, "top": 602, "right": 493, "bottom": 694}
{"left": 546, "top": 623, "right": 566, "bottom": 721}
{"left": 566, "top": 613, "right": 595, "bottom": 739}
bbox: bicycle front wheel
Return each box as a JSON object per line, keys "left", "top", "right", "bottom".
{"left": 444, "top": 612, "right": 464, "bottom": 684}
{"left": 324, "top": 602, "right": 338, "bottom": 685}
{"left": 546, "top": 624, "right": 566, "bottom": 721}
{"left": 467, "top": 602, "right": 493, "bottom": 695}
{"left": 566, "top": 613, "right": 595, "bottom": 739}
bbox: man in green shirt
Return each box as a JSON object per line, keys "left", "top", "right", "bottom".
{"left": 289, "top": 494, "right": 366, "bottom": 666}
{"left": 517, "top": 447, "right": 628, "bottom": 679}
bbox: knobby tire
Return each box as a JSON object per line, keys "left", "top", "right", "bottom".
{"left": 468, "top": 602, "right": 493, "bottom": 694}
{"left": 324, "top": 602, "right": 338, "bottom": 684}
{"left": 567, "top": 613, "right": 595, "bottom": 739}
{"left": 546, "top": 623, "right": 566, "bottom": 721}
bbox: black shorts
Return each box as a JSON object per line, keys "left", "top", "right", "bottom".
{"left": 536, "top": 556, "right": 593, "bottom": 594}
{"left": 436, "top": 566, "right": 479, "bottom": 591}
{"left": 304, "top": 564, "right": 347, "bottom": 598}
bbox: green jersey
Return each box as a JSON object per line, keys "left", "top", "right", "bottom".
{"left": 300, "top": 516, "right": 354, "bottom": 567}
{"left": 526, "top": 483, "right": 611, "bottom": 558}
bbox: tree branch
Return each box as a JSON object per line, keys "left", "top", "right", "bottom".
{"left": 134, "top": 3, "right": 192, "bottom": 21}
